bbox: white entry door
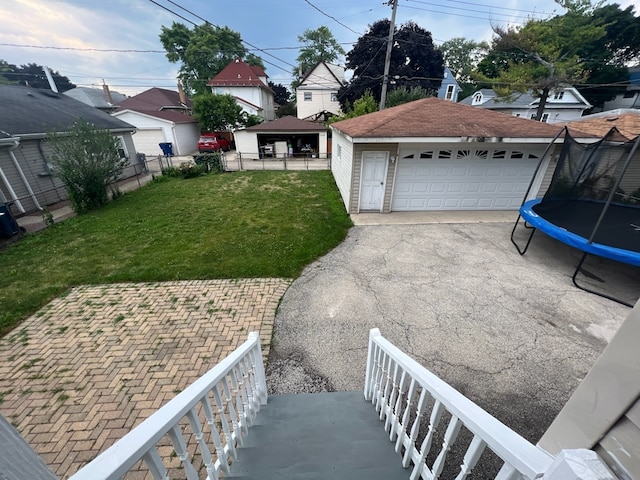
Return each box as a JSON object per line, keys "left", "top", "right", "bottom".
{"left": 360, "top": 152, "right": 387, "bottom": 211}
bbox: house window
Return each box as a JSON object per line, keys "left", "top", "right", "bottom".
{"left": 304, "top": 92, "right": 312, "bottom": 101}
{"left": 530, "top": 113, "right": 537, "bottom": 120}
{"left": 541, "top": 113, "right": 550, "bottom": 123}
{"left": 623, "top": 91, "right": 636, "bottom": 99}
{"left": 445, "top": 84, "right": 455, "bottom": 101}
{"left": 337, "top": 144, "right": 342, "bottom": 159}
{"left": 553, "top": 91, "right": 564, "bottom": 100}
{"left": 473, "top": 93, "right": 482, "bottom": 104}
{"left": 331, "top": 92, "right": 338, "bottom": 102}
{"left": 116, "top": 136, "right": 129, "bottom": 163}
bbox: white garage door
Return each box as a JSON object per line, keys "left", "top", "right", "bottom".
{"left": 132, "top": 129, "right": 166, "bottom": 155}
{"left": 391, "top": 147, "right": 543, "bottom": 211}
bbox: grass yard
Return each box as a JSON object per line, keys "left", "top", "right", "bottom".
{"left": 0, "top": 170, "right": 352, "bottom": 337}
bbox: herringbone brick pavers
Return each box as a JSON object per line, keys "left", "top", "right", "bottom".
{"left": 0, "top": 278, "right": 290, "bottom": 479}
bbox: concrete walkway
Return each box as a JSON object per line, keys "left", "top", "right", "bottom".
{"left": 0, "top": 279, "right": 290, "bottom": 478}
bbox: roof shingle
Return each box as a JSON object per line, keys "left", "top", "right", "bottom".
{"left": 331, "top": 97, "right": 565, "bottom": 139}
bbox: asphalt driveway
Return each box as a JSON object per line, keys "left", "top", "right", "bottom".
{"left": 266, "top": 221, "right": 638, "bottom": 443}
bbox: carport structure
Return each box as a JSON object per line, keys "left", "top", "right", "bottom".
{"left": 330, "top": 97, "right": 570, "bottom": 214}
{"left": 234, "top": 116, "right": 329, "bottom": 160}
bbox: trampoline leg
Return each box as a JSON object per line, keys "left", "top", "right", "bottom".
{"left": 572, "top": 252, "right": 634, "bottom": 308}
{"left": 510, "top": 214, "right": 537, "bottom": 256}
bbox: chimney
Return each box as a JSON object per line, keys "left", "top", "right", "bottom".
{"left": 177, "top": 83, "right": 187, "bottom": 105}
{"left": 102, "top": 81, "right": 113, "bottom": 104}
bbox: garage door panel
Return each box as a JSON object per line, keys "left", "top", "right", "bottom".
{"left": 391, "top": 149, "right": 541, "bottom": 211}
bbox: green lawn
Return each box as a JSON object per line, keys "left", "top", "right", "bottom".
{"left": 0, "top": 171, "right": 352, "bottom": 336}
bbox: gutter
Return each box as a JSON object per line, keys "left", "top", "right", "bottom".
{"left": 0, "top": 137, "right": 26, "bottom": 213}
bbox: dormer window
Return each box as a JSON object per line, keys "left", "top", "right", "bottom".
{"left": 473, "top": 93, "right": 482, "bottom": 104}
{"left": 553, "top": 91, "right": 564, "bottom": 100}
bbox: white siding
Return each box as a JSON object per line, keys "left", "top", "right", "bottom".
{"left": 173, "top": 123, "right": 200, "bottom": 155}
{"left": 234, "top": 130, "right": 260, "bottom": 159}
{"left": 211, "top": 86, "right": 274, "bottom": 121}
{"left": 297, "top": 63, "right": 343, "bottom": 119}
{"left": 331, "top": 130, "right": 354, "bottom": 211}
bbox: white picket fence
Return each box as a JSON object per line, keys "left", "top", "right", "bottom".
{"left": 69, "top": 332, "right": 267, "bottom": 480}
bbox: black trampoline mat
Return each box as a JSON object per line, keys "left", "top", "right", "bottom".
{"left": 533, "top": 199, "right": 640, "bottom": 253}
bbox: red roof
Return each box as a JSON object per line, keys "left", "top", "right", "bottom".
{"left": 114, "top": 87, "right": 191, "bottom": 112}
{"left": 331, "top": 97, "right": 565, "bottom": 139}
{"left": 207, "top": 59, "right": 270, "bottom": 89}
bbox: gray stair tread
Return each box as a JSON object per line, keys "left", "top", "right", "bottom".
{"left": 228, "top": 391, "right": 410, "bottom": 480}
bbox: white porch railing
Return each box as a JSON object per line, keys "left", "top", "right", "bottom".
{"left": 69, "top": 332, "right": 267, "bottom": 480}
{"left": 364, "top": 328, "right": 555, "bottom": 480}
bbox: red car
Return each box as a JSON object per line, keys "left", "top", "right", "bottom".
{"left": 198, "top": 134, "right": 231, "bottom": 153}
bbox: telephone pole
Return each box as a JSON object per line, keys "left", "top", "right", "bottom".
{"left": 379, "top": 0, "right": 398, "bottom": 110}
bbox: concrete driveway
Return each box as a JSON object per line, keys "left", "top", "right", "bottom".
{"left": 266, "top": 219, "right": 639, "bottom": 443}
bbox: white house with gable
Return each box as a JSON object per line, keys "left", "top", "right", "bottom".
{"left": 296, "top": 61, "right": 345, "bottom": 121}
{"left": 460, "top": 86, "right": 591, "bottom": 123}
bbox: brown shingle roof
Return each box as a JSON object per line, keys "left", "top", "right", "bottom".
{"left": 561, "top": 110, "right": 640, "bottom": 141}
{"left": 114, "top": 87, "right": 191, "bottom": 111}
{"left": 243, "top": 116, "right": 327, "bottom": 132}
{"left": 331, "top": 97, "right": 565, "bottom": 139}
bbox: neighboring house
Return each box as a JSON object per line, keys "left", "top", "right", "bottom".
{"left": 63, "top": 85, "right": 127, "bottom": 113}
{"left": 436, "top": 67, "right": 460, "bottom": 102}
{"left": 602, "top": 66, "right": 640, "bottom": 111}
{"left": 460, "top": 87, "right": 591, "bottom": 124}
{"left": 330, "top": 97, "right": 567, "bottom": 214}
{"left": 0, "top": 84, "right": 136, "bottom": 215}
{"left": 207, "top": 58, "right": 275, "bottom": 122}
{"left": 112, "top": 87, "right": 200, "bottom": 156}
{"left": 562, "top": 108, "right": 640, "bottom": 141}
{"left": 296, "top": 61, "right": 345, "bottom": 121}
{"left": 234, "top": 116, "right": 328, "bottom": 159}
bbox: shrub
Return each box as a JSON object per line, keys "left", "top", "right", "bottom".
{"left": 47, "top": 120, "right": 127, "bottom": 213}
{"left": 193, "top": 152, "right": 224, "bottom": 173}
{"left": 178, "top": 161, "right": 206, "bottom": 179}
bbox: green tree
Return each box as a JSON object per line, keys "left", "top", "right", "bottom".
{"left": 476, "top": 0, "right": 608, "bottom": 119}
{"left": 385, "top": 86, "right": 431, "bottom": 108}
{"left": 48, "top": 120, "right": 126, "bottom": 214}
{"left": 159, "top": 22, "right": 265, "bottom": 95}
{"left": 327, "top": 90, "right": 378, "bottom": 124}
{"left": 339, "top": 20, "right": 443, "bottom": 109}
{"left": 192, "top": 94, "right": 246, "bottom": 132}
{"left": 268, "top": 81, "right": 291, "bottom": 105}
{"left": 0, "top": 60, "right": 75, "bottom": 92}
{"left": 439, "top": 38, "right": 489, "bottom": 99}
{"left": 293, "top": 26, "right": 345, "bottom": 88}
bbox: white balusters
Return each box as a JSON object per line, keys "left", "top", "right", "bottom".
{"left": 385, "top": 361, "right": 400, "bottom": 433}
{"left": 410, "top": 399, "right": 445, "bottom": 480}
{"left": 395, "top": 377, "right": 417, "bottom": 453}
{"left": 390, "top": 370, "right": 407, "bottom": 442}
{"left": 455, "top": 436, "right": 487, "bottom": 480}
{"left": 69, "top": 332, "right": 267, "bottom": 480}
{"left": 432, "top": 415, "right": 463, "bottom": 478}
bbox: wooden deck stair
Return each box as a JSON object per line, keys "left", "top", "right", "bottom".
{"left": 227, "top": 391, "right": 409, "bottom": 479}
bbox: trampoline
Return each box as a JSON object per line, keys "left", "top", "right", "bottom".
{"left": 512, "top": 127, "right": 640, "bottom": 307}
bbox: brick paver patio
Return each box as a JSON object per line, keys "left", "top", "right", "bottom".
{"left": 0, "top": 279, "right": 290, "bottom": 478}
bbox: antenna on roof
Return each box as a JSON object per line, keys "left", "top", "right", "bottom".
{"left": 43, "top": 66, "right": 59, "bottom": 93}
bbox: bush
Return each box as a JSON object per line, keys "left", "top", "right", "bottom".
{"left": 47, "top": 120, "right": 127, "bottom": 213}
{"left": 178, "top": 161, "right": 206, "bottom": 179}
{"left": 193, "top": 152, "right": 224, "bottom": 173}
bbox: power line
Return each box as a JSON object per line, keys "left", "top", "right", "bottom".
{"left": 407, "top": 0, "right": 544, "bottom": 21}
{"left": 302, "top": 0, "right": 363, "bottom": 36}
{"left": 402, "top": 4, "right": 528, "bottom": 25}
{"left": 0, "top": 43, "right": 165, "bottom": 53}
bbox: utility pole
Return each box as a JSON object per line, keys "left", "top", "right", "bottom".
{"left": 379, "top": 0, "right": 398, "bottom": 110}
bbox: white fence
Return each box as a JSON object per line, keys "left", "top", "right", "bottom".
{"left": 69, "top": 333, "right": 267, "bottom": 480}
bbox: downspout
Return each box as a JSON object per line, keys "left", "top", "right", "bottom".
{"left": 0, "top": 138, "right": 26, "bottom": 213}
{"left": 9, "top": 140, "right": 43, "bottom": 211}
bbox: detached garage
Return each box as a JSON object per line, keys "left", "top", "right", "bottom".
{"left": 330, "top": 97, "right": 565, "bottom": 213}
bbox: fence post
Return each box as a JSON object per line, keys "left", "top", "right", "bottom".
{"left": 364, "top": 328, "right": 381, "bottom": 401}
{"left": 541, "top": 449, "right": 616, "bottom": 479}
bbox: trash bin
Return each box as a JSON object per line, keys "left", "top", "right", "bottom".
{"left": 159, "top": 142, "right": 173, "bottom": 157}
{"left": 0, "top": 203, "right": 20, "bottom": 239}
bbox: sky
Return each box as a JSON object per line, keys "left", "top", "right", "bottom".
{"left": 1, "top": 0, "right": 638, "bottom": 96}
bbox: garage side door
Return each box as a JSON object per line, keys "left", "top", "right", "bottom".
{"left": 391, "top": 147, "right": 542, "bottom": 211}
{"left": 132, "top": 129, "right": 165, "bottom": 155}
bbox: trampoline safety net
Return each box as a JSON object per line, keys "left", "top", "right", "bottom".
{"left": 533, "top": 128, "right": 640, "bottom": 253}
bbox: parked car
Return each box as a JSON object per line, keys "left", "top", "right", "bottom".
{"left": 198, "top": 134, "right": 231, "bottom": 153}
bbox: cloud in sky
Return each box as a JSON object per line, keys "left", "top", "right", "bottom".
{"left": 1, "top": 0, "right": 637, "bottom": 96}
